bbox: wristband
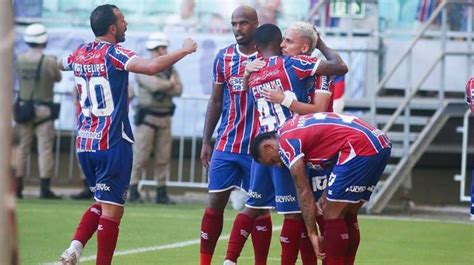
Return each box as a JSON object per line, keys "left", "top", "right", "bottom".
{"left": 281, "top": 91, "right": 296, "bottom": 108}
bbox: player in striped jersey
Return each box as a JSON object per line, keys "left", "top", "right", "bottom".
{"left": 199, "top": 6, "right": 271, "bottom": 265}
{"left": 58, "top": 5, "right": 197, "bottom": 265}
{"left": 251, "top": 113, "right": 391, "bottom": 265}
{"left": 224, "top": 24, "right": 347, "bottom": 265}
{"left": 465, "top": 77, "right": 474, "bottom": 220}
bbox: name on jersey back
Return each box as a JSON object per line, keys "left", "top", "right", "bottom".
{"left": 74, "top": 63, "right": 106, "bottom": 74}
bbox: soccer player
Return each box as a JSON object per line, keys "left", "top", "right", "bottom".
{"left": 465, "top": 77, "right": 474, "bottom": 220}
{"left": 199, "top": 6, "right": 271, "bottom": 265}
{"left": 251, "top": 112, "right": 392, "bottom": 265}
{"left": 224, "top": 24, "right": 347, "bottom": 265}
{"left": 58, "top": 5, "right": 197, "bottom": 264}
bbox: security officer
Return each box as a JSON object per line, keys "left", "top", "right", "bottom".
{"left": 129, "top": 32, "right": 183, "bottom": 204}
{"left": 15, "top": 23, "right": 62, "bottom": 199}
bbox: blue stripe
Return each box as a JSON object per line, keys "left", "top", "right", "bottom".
{"left": 225, "top": 92, "right": 241, "bottom": 152}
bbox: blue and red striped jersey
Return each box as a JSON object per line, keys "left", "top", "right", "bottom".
{"left": 466, "top": 77, "right": 474, "bottom": 112}
{"left": 310, "top": 75, "right": 334, "bottom": 112}
{"left": 278, "top": 113, "right": 392, "bottom": 169}
{"left": 248, "top": 55, "right": 320, "bottom": 132}
{"left": 212, "top": 44, "right": 260, "bottom": 154}
{"left": 63, "top": 40, "right": 136, "bottom": 151}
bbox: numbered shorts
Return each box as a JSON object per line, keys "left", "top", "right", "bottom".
{"left": 77, "top": 139, "right": 133, "bottom": 206}
{"left": 208, "top": 150, "right": 252, "bottom": 193}
{"left": 327, "top": 148, "right": 391, "bottom": 203}
{"left": 246, "top": 160, "right": 300, "bottom": 214}
{"left": 307, "top": 167, "right": 332, "bottom": 201}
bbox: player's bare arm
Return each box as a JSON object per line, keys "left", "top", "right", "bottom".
{"left": 315, "top": 37, "right": 348, "bottom": 76}
{"left": 290, "top": 159, "right": 326, "bottom": 259}
{"left": 200, "top": 83, "right": 224, "bottom": 168}
{"left": 127, "top": 38, "right": 197, "bottom": 75}
{"left": 242, "top": 58, "right": 266, "bottom": 90}
{"left": 262, "top": 89, "right": 331, "bottom": 114}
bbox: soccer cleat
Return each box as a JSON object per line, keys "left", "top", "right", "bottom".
{"left": 60, "top": 248, "right": 81, "bottom": 265}
{"left": 223, "top": 260, "right": 237, "bottom": 265}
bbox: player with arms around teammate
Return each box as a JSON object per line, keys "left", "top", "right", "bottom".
{"left": 199, "top": 6, "right": 275, "bottom": 265}
{"left": 224, "top": 24, "right": 347, "bottom": 265}
{"left": 58, "top": 5, "right": 197, "bottom": 265}
{"left": 251, "top": 113, "right": 391, "bottom": 265}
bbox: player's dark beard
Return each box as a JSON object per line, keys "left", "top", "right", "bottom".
{"left": 116, "top": 31, "right": 125, "bottom": 43}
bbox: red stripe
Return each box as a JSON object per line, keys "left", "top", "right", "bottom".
{"left": 223, "top": 46, "right": 234, "bottom": 81}
{"left": 99, "top": 116, "right": 111, "bottom": 150}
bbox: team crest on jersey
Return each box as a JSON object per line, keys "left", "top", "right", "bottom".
{"left": 229, "top": 76, "right": 245, "bottom": 91}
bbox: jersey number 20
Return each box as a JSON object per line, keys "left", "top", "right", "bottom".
{"left": 75, "top": 76, "right": 114, "bottom": 117}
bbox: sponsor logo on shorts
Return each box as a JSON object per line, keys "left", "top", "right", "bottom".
{"left": 95, "top": 183, "right": 111, "bottom": 192}
{"left": 345, "top": 186, "right": 367, "bottom": 193}
{"left": 248, "top": 190, "right": 262, "bottom": 199}
{"left": 341, "top": 233, "right": 349, "bottom": 240}
{"left": 280, "top": 236, "right": 290, "bottom": 243}
{"left": 275, "top": 195, "right": 297, "bottom": 203}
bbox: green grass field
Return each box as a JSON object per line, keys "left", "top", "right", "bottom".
{"left": 17, "top": 199, "right": 474, "bottom": 265}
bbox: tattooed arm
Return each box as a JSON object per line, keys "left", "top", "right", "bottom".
{"left": 290, "top": 159, "right": 326, "bottom": 259}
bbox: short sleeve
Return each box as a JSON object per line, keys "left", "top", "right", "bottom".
{"left": 314, "top": 75, "right": 331, "bottom": 95}
{"left": 108, "top": 45, "right": 137, "bottom": 71}
{"left": 285, "top": 55, "right": 321, "bottom": 80}
{"left": 213, "top": 52, "right": 224, "bottom": 84}
{"left": 279, "top": 137, "right": 305, "bottom": 169}
{"left": 62, "top": 51, "right": 76, "bottom": 71}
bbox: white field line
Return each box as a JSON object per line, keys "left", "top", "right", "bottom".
{"left": 41, "top": 214, "right": 473, "bottom": 264}
{"left": 42, "top": 226, "right": 283, "bottom": 265}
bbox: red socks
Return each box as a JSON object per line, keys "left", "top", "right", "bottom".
{"left": 73, "top": 203, "right": 102, "bottom": 247}
{"left": 280, "top": 218, "right": 306, "bottom": 265}
{"left": 200, "top": 208, "right": 224, "bottom": 265}
{"left": 96, "top": 215, "right": 120, "bottom": 265}
{"left": 225, "top": 213, "right": 254, "bottom": 262}
{"left": 251, "top": 214, "right": 272, "bottom": 265}
{"left": 344, "top": 214, "right": 360, "bottom": 265}
{"left": 316, "top": 214, "right": 325, "bottom": 235}
{"left": 323, "top": 219, "right": 349, "bottom": 265}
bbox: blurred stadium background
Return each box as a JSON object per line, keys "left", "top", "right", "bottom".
{"left": 1, "top": 0, "right": 474, "bottom": 264}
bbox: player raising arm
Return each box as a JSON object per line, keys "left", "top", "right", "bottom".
{"left": 58, "top": 5, "right": 196, "bottom": 265}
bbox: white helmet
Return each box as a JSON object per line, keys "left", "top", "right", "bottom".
{"left": 24, "top": 23, "right": 48, "bottom": 44}
{"left": 145, "top": 32, "right": 169, "bottom": 50}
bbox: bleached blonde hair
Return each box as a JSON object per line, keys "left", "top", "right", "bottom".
{"left": 286, "top": 22, "right": 319, "bottom": 53}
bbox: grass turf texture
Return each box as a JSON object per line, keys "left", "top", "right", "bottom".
{"left": 17, "top": 199, "right": 473, "bottom": 264}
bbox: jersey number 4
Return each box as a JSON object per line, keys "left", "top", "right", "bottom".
{"left": 75, "top": 76, "right": 114, "bottom": 117}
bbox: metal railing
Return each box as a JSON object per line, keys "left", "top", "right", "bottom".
{"left": 454, "top": 109, "right": 472, "bottom": 202}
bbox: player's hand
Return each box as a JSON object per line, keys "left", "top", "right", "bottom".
{"left": 182, "top": 38, "right": 198, "bottom": 54}
{"left": 200, "top": 142, "right": 213, "bottom": 168}
{"left": 309, "top": 234, "right": 326, "bottom": 260}
{"left": 316, "top": 195, "right": 326, "bottom": 215}
{"left": 244, "top": 58, "right": 265, "bottom": 76}
{"left": 262, "top": 88, "right": 284, "bottom": 104}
